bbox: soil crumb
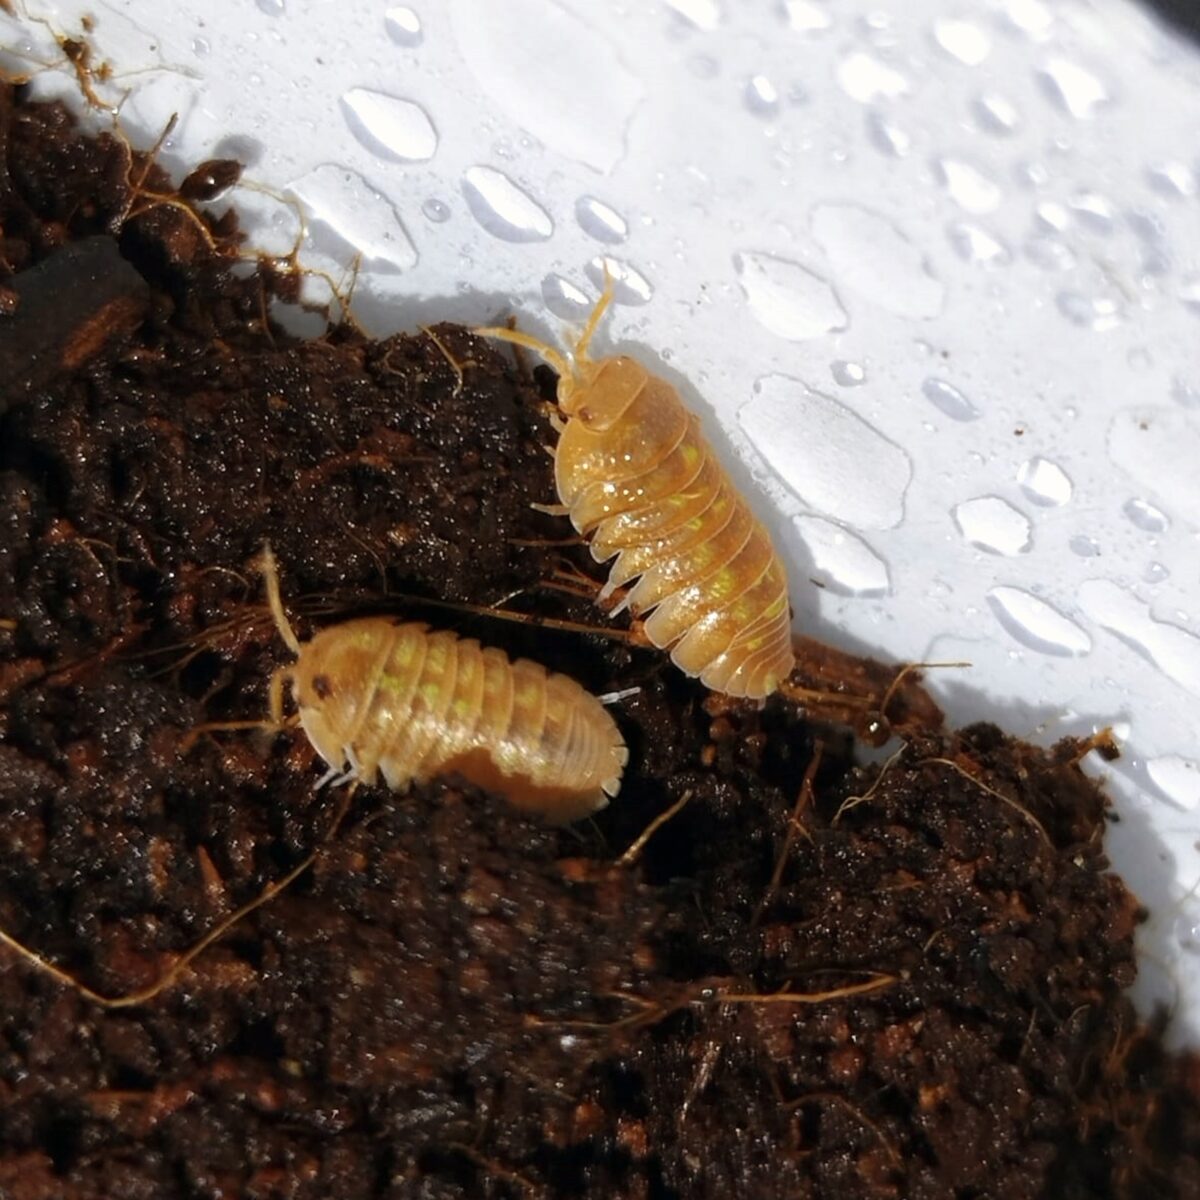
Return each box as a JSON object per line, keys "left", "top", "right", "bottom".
{"left": 1, "top": 78, "right": 1198, "bottom": 1200}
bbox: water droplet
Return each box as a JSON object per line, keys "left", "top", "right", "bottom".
{"left": 1148, "top": 756, "right": 1200, "bottom": 811}
{"left": 540, "top": 273, "right": 591, "bottom": 322}
{"left": 831, "top": 360, "right": 866, "bottom": 387}
{"left": 287, "top": 163, "right": 417, "bottom": 272}
{"left": 1109, "top": 408, "right": 1200, "bottom": 522}
{"left": 1143, "top": 561, "right": 1170, "bottom": 584}
{"left": 783, "top": 0, "right": 831, "bottom": 32}
{"left": 1069, "top": 534, "right": 1101, "bottom": 557}
{"left": 584, "top": 257, "right": 653, "bottom": 305}
{"left": 1146, "top": 161, "right": 1195, "bottom": 198}
{"left": 739, "top": 375, "right": 912, "bottom": 529}
{"left": 947, "top": 221, "right": 1010, "bottom": 265}
{"left": 421, "top": 197, "right": 450, "bottom": 223}
{"left": 987, "top": 587, "right": 1092, "bottom": 656}
{"left": 1056, "top": 290, "right": 1123, "bottom": 331}
{"left": 865, "top": 109, "right": 910, "bottom": 157}
{"left": 934, "top": 156, "right": 1002, "bottom": 214}
{"left": 923, "top": 377, "right": 980, "bottom": 422}
{"left": 191, "top": 35, "right": 211, "bottom": 57}
{"left": 213, "top": 134, "right": 263, "bottom": 167}
{"left": 1078, "top": 579, "right": 1200, "bottom": 695}
{"left": 811, "top": 204, "right": 944, "bottom": 319}
{"left": 384, "top": 5, "right": 423, "bottom": 46}
{"left": 1122, "top": 497, "right": 1170, "bottom": 533}
{"left": 1003, "top": 0, "right": 1053, "bottom": 39}
{"left": 792, "top": 516, "right": 890, "bottom": 595}
{"left": 340, "top": 88, "right": 438, "bottom": 161}
{"left": 1178, "top": 275, "right": 1200, "bottom": 313}
{"left": 665, "top": 0, "right": 722, "bottom": 28}
{"left": 461, "top": 166, "right": 553, "bottom": 242}
{"left": 1018, "top": 456, "right": 1072, "bottom": 506}
{"left": 1034, "top": 201, "right": 1070, "bottom": 233}
{"left": 256, "top": 0, "right": 284, "bottom": 15}
{"left": 449, "top": 0, "right": 643, "bottom": 173}
{"left": 932, "top": 18, "right": 991, "bottom": 65}
{"left": 734, "top": 251, "right": 847, "bottom": 341}
{"left": 1038, "top": 56, "right": 1110, "bottom": 119}
{"left": 1024, "top": 235, "right": 1076, "bottom": 271}
{"left": 1179, "top": 906, "right": 1200, "bottom": 949}
{"left": 972, "top": 92, "right": 1020, "bottom": 134}
{"left": 954, "top": 496, "right": 1032, "bottom": 555}
{"left": 1014, "top": 159, "right": 1050, "bottom": 189}
{"left": 1069, "top": 191, "right": 1115, "bottom": 234}
{"left": 688, "top": 53, "right": 719, "bottom": 79}
{"left": 575, "top": 196, "right": 628, "bottom": 244}
{"left": 745, "top": 74, "right": 780, "bottom": 117}
{"left": 1171, "top": 377, "right": 1200, "bottom": 409}
{"left": 836, "top": 51, "right": 908, "bottom": 103}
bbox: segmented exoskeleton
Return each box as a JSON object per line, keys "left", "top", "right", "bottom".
{"left": 262, "top": 551, "right": 628, "bottom": 823}
{"left": 475, "top": 284, "right": 795, "bottom": 699}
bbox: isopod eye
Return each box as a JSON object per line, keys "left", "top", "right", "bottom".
{"left": 312, "top": 674, "right": 333, "bottom": 699}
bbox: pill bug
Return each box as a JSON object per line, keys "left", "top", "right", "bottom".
{"left": 261, "top": 550, "right": 629, "bottom": 823}
{"left": 475, "top": 285, "right": 796, "bottom": 700}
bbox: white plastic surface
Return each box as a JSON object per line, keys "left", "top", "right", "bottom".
{"left": 3, "top": 0, "right": 1199, "bottom": 1043}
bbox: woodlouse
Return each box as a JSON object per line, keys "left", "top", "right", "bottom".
{"left": 475, "top": 284, "right": 796, "bottom": 699}
{"left": 260, "top": 549, "right": 629, "bottom": 823}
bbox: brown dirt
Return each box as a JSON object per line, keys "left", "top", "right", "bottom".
{"left": 1, "top": 79, "right": 1198, "bottom": 1200}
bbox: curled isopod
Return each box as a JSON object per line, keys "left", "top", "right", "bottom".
{"left": 475, "top": 283, "right": 796, "bottom": 700}
{"left": 261, "top": 550, "right": 628, "bottom": 823}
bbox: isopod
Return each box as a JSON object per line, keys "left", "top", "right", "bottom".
{"left": 475, "top": 283, "right": 796, "bottom": 699}
{"left": 260, "top": 549, "right": 628, "bottom": 823}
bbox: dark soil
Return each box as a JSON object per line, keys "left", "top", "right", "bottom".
{"left": 1, "top": 78, "right": 1198, "bottom": 1200}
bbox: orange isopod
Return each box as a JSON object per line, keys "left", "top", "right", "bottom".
{"left": 259, "top": 551, "right": 628, "bottom": 823}
{"left": 475, "top": 283, "right": 796, "bottom": 700}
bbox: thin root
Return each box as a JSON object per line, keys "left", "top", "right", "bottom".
{"left": 422, "top": 325, "right": 475, "bottom": 397}
{"left": 715, "top": 972, "right": 898, "bottom": 1006}
{"left": 876, "top": 659, "right": 970, "bottom": 725}
{"left": 617, "top": 790, "right": 694, "bottom": 868}
{"left": 0, "top": 786, "right": 356, "bottom": 1009}
{"left": 832, "top": 743, "right": 907, "bottom": 825}
{"left": 786, "top": 1091, "right": 900, "bottom": 1169}
{"left": 919, "top": 755, "right": 1051, "bottom": 844}
{"left": 753, "top": 742, "right": 823, "bottom": 926}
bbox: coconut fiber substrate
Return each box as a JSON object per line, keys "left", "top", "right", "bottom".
{"left": 1, "top": 79, "right": 1198, "bottom": 1200}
